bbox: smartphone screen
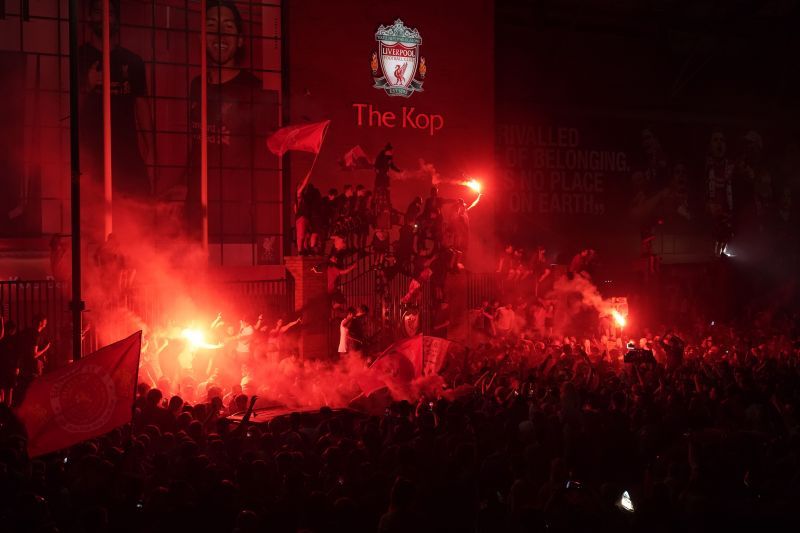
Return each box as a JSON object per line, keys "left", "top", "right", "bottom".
{"left": 618, "top": 490, "right": 634, "bottom": 512}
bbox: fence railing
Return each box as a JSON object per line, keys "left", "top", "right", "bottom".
{"left": 0, "top": 279, "right": 72, "bottom": 362}
{"left": 333, "top": 252, "right": 500, "bottom": 354}
{"left": 334, "top": 265, "right": 433, "bottom": 349}
{"left": 3, "top": 268, "right": 498, "bottom": 361}
{"left": 223, "top": 278, "right": 296, "bottom": 319}
{"left": 120, "top": 278, "right": 295, "bottom": 329}
{"left": 466, "top": 272, "right": 501, "bottom": 309}
{"left": 1, "top": 277, "right": 294, "bottom": 359}
{"left": 0, "top": 279, "right": 70, "bottom": 333}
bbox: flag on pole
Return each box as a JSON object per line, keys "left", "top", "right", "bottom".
{"left": 15, "top": 331, "right": 142, "bottom": 457}
{"left": 339, "top": 145, "right": 373, "bottom": 170}
{"left": 357, "top": 335, "right": 455, "bottom": 396}
{"left": 267, "top": 120, "right": 331, "bottom": 156}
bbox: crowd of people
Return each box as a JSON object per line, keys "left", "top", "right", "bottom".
{"left": 462, "top": 243, "right": 607, "bottom": 344}
{"left": 136, "top": 312, "right": 307, "bottom": 403}
{"left": 301, "top": 179, "right": 477, "bottom": 274}
{"left": 3, "top": 0, "right": 799, "bottom": 529}
{"left": 299, "top": 143, "right": 483, "bottom": 361}
{"left": 0, "top": 308, "right": 798, "bottom": 532}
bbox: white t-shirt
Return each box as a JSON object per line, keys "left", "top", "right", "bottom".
{"left": 236, "top": 325, "right": 255, "bottom": 353}
{"left": 338, "top": 319, "right": 349, "bottom": 354}
{"left": 495, "top": 307, "right": 516, "bottom": 333}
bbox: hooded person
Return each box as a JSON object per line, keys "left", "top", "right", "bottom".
{"left": 372, "top": 143, "right": 400, "bottom": 228}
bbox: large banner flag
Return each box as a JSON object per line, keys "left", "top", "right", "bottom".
{"left": 15, "top": 331, "right": 142, "bottom": 457}
{"left": 358, "top": 335, "right": 456, "bottom": 396}
{"left": 266, "top": 120, "right": 331, "bottom": 156}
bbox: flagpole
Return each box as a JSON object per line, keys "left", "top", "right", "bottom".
{"left": 200, "top": 0, "right": 209, "bottom": 255}
{"left": 297, "top": 148, "right": 321, "bottom": 195}
{"left": 102, "top": 0, "right": 113, "bottom": 239}
{"left": 68, "top": 0, "right": 84, "bottom": 361}
{"left": 130, "top": 330, "right": 143, "bottom": 429}
{"left": 296, "top": 121, "right": 329, "bottom": 194}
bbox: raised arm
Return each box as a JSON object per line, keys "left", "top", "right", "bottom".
{"left": 156, "top": 338, "right": 169, "bottom": 355}
{"left": 230, "top": 396, "right": 259, "bottom": 438}
{"left": 210, "top": 312, "right": 223, "bottom": 330}
{"left": 279, "top": 317, "right": 302, "bottom": 334}
{"left": 538, "top": 267, "right": 552, "bottom": 283}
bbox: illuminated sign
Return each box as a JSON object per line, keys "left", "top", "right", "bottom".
{"left": 353, "top": 103, "right": 443, "bottom": 135}
{"left": 371, "top": 19, "right": 426, "bottom": 98}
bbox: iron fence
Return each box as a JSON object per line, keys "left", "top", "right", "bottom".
{"left": 2, "top": 269, "right": 498, "bottom": 360}
{"left": 0, "top": 279, "right": 70, "bottom": 331}
{"left": 121, "top": 278, "right": 295, "bottom": 329}
{"left": 332, "top": 255, "right": 500, "bottom": 354}
{"left": 223, "top": 278, "right": 296, "bottom": 319}
{"left": 1, "top": 277, "right": 293, "bottom": 358}
{"left": 0, "top": 279, "right": 72, "bottom": 363}
{"left": 466, "top": 272, "right": 500, "bottom": 309}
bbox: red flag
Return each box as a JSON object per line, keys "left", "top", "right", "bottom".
{"left": 390, "top": 336, "right": 425, "bottom": 375}
{"left": 357, "top": 352, "right": 417, "bottom": 397}
{"left": 357, "top": 336, "right": 420, "bottom": 396}
{"left": 267, "top": 120, "right": 330, "bottom": 156}
{"left": 15, "top": 331, "right": 142, "bottom": 457}
{"left": 339, "top": 145, "right": 373, "bottom": 170}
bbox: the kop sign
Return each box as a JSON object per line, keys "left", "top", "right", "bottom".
{"left": 356, "top": 19, "right": 443, "bottom": 135}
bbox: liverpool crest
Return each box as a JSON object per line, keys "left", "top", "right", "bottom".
{"left": 371, "top": 19, "right": 425, "bottom": 98}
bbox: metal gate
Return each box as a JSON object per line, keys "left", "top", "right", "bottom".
{"left": 0, "top": 279, "right": 72, "bottom": 362}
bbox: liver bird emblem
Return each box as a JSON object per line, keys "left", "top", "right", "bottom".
{"left": 393, "top": 63, "right": 408, "bottom": 85}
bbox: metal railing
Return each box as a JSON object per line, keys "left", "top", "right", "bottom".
{"left": 1, "top": 269, "right": 500, "bottom": 360}
{"left": 332, "top": 252, "right": 501, "bottom": 354}
{"left": 466, "top": 272, "right": 501, "bottom": 308}
{"left": 0, "top": 279, "right": 72, "bottom": 361}
{"left": 121, "top": 278, "right": 295, "bottom": 329}
{"left": 1, "top": 276, "right": 294, "bottom": 357}
{"left": 0, "top": 279, "right": 70, "bottom": 331}
{"left": 223, "top": 279, "right": 296, "bottom": 319}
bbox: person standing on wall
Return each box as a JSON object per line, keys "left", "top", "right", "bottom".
{"left": 373, "top": 144, "right": 400, "bottom": 229}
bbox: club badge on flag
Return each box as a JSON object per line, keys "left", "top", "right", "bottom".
{"left": 15, "top": 331, "right": 142, "bottom": 457}
{"left": 267, "top": 120, "right": 331, "bottom": 156}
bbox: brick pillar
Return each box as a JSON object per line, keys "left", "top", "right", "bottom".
{"left": 285, "top": 256, "right": 329, "bottom": 360}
